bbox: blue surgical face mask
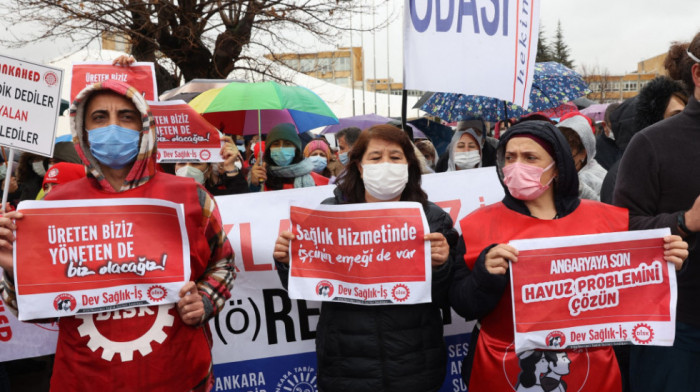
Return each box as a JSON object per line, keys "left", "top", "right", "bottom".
{"left": 308, "top": 155, "right": 328, "bottom": 173}
{"left": 87, "top": 124, "right": 141, "bottom": 169}
{"left": 338, "top": 152, "right": 349, "bottom": 165}
{"left": 270, "top": 146, "right": 296, "bottom": 167}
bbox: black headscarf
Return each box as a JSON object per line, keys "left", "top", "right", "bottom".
{"left": 496, "top": 120, "right": 580, "bottom": 218}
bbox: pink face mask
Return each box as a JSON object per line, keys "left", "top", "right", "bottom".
{"left": 502, "top": 161, "right": 555, "bottom": 200}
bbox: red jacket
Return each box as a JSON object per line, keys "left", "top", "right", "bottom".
{"left": 459, "top": 200, "right": 628, "bottom": 392}
{"left": 46, "top": 173, "right": 217, "bottom": 391}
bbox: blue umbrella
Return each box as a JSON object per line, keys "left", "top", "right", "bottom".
{"left": 419, "top": 62, "right": 590, "bottom": 122}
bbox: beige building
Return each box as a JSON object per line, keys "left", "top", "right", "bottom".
{"left": 585, "top": 53, "right": 668, "bottom": 103}
{"left": 266, "top": 47, "right": 364, "bottom": 88}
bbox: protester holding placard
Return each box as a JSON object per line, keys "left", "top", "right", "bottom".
{"left": 273, "top": 124, "right": 458, "bottom": 392}
{"left": 248, "top": 123, "right": 329, "bottom": 191}
{"left": 613, "top": 32, "right": 700, "bottom": 392}
{"left": 449, "top": 120, "right": 688, "bottom": 392}
{"left": 0, "top": 79, "right": 234, "bottom": 391}
{"left": 172, "top": 135, "right": 249, "bottom": 195}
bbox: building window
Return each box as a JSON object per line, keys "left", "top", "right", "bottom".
{"left": 623, "top": 81, "right": 637, "bottom": 91}
{"left": 299, "top": 58, "right": 315, "bottom": 73}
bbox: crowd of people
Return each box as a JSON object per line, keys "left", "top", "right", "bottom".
{"left": 0, "top": 32, "right": 698, "bottom": 392}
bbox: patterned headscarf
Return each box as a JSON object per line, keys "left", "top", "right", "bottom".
{"left": 69, "top": 79, "right": 157, "bottom": 192}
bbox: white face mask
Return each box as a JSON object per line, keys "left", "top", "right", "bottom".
{"left": 234, "top": 160, "right": 243, "bottom": 170}
{"left": 361, "top": 162, "right": 409, "bottom": 201}
{"left": 176, "top": 165, "right": 206, "bottom": 184}
{"left": 454, "top": 150, "right": 481, "bottom": 169}
{"left": 32, "top": 161, "right": 46, "bottom": 177}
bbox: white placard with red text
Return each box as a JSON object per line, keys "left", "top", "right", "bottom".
{"left": 288, "top": 202, "right": 431, "bottom": 305}
{"left": 149, "top": 100, "right": 223, "bottom": 163}
{"left": 13, "top": 198, "right": 190, "bottom": 320}
{"left": 70, "top": 62, "right": 157, "bottom": 103}
{"left": 509, "top": 228, "right": 676, "bottom": 352}
{"left": 0, "top": 54, "right": 63, "bottom": 157}
{"left": 404, "top": 0, "right": 540, "bottom": 108}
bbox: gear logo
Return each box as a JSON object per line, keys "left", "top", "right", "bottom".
{"left": 53, "top": 293, "right": 76, "bottom": 312}
{"left": 315, "top": 281, "right": 333, "bottom": 298}
{"left": 43, "top": 71, "right": 58, "bottom": 87}
{"left": 147, "top": 285, "right": 167, "bottom": 302}
{"left": 275, "top": 366, "right": 317, "bottom": 392}
{"left": 199, "top": 150, "right": 211, "bottom": 161}
{"left": 77, "top": 304, "right": 175, "bottom": 362}
{"left": 391, "top": 284, "right": 410, "bottom": 302}
{"left": 632, "top": 323, "right": 654, "bottom": 344}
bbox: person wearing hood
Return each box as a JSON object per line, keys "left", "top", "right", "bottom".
{"left": 557, "top": 113, "right": 607, "bottom": 201}
{"left": 0, "top": 79, "right": 235, "bottom": 391}
{"left": 272, "top": 124, "right": 458, "bottom": 392}
{"left": 600, "top": 76, "right": 688, "bottom": 204}
{"left": 436, "top": 120, "right": 496, "bottom": 172}
{"left": 613, "top": 33, "right": 700, "bottom": 392}
{"left": 249, "top": 123, "right": 329, "bottom": 191}
{"left": 448, "top": 120, "right": 687, "bottom": 392}
{"left": 594, "top": 102, "right": 622, "bottom": 171}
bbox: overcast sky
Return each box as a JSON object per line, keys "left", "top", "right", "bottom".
{"left": 2, "top": 0, "right": 698, "bottom": 79}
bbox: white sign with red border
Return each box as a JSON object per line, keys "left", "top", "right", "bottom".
{"left": 0, "top": 54, "right": 63, "bottom": 157}
{"left": 13, "top": 198, "right": 190, "bottom": 321}
{"left": 149, "top": 100, "right": 224, "bottom": 163}
{"left": 509, "top": 228, "right": 676, "bottom": 352}
{"left": 288, "top": 202, "right": 431, "bottom": 305}
{"left": 70, "top": 61, "right": 158, "bottom": 103}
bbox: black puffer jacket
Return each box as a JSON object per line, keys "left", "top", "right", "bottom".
{"left": 277, "top": 188, "right": 458, "bottom": 392}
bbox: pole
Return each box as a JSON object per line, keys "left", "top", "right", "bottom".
{"left": 372, "top": 3, "right": 378, "bottom": 115}
{"left": 2, "top": 148, "right": 15, "bottom": 213}
{"left": 386, "top": 1, "right": 391, "bottom": 117}
{"left": 349, "top": 14, "right": 356, "bottom": 117}
{"left": 360, "top": 11, "right": 366, "bottom": 115}
{"left": 257, "top": 109, "right": 265, "bottom": 189}
{"left": 402, "top": 89, "right": 412, "bottom": 140}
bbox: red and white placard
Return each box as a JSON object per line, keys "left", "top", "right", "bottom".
{"left": 13, "top": 198, "right": 190, "bottom": 320}
{"left": 509, "top": 228, "right": 676, "bottom": 352}
{"left": 149, "top": 100, "right": 223, "bottom": 163}
{"left": 288, "top": 202, "right": 431, "bottom": 306}
{"left": 70, "top": 61, "right": 157, "bottom": 103}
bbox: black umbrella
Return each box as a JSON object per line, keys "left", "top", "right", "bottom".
{"left": 408, "top": 117, "right": 453, "bottom": 156}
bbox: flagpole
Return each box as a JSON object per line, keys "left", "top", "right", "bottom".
{"left": 2, "top": 148, "right": 16, "bottom": 213}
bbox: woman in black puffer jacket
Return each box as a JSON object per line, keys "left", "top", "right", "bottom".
{"left": 274, "top": 124, "right": 458, "bottom": 392}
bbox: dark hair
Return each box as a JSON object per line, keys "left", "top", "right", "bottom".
{"left": 558, "top": 127, "right": 585, "bottom": 157}
{"left": 664, "top": 32, "right": 700, "bottom": 96}
{"left": 517, "top": 351, "right": 545, "bottom": 388}
{"left": 604, "top": 102, "right": 621, "bottom": 125}
{"left": 336, "top": 127, "right": 361, "bottom": 146}
{"left": 336, "top": 125, "right": 428, "bottom": 205}
{"left": 543, "top": 351, "right": 561, "bottom": 365}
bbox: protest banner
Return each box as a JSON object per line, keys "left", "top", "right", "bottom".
{"left": 149, "top": 100, "right": 223, "bottom": 163}
{"left": 288, "top": 202, "right": 431, "bottom": 305}
{"left": 2, "top": 169, "right": 503, "bottom": 391}
{"left": 404, "top": 0, "right": 540, "bottom": 108}
{"left": 0, "top": 294, "right": 58, "bottom": 362}
{"left": 210, "top": 168, "right": 504, "bottom": 392}
{"left": 69, "top": 61, "right": 157, "bottom": 103}
{"left": 0, "top": 54, "right": 63, "bottom": 157}
{"left": 509, "top": 228, "right": 676, "bottom": 352}
{"left": 13, "top": 198, "right": 190, "bottom": 320}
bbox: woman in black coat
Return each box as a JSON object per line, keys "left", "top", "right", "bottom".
{"left": 274, "top": 124, "right": 458, "bottom": 392}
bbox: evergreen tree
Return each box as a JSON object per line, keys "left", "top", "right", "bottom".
{"left": 536, "top": 24, "right": 553, "bottom": 63}
{"left": 552, "top": 20, "right": 575, "bottom": 69}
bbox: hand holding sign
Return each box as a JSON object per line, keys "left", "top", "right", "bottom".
{"left": 0, "top": 210, "right": 22, "bottom": 274}
{"left": 273, "top": 231, "right": 294, "bottom": 264}
{"left": 177, "top": 281, "right": 204, "bottom": 326}
{"left": 485, "top": 244, "right": 519, "bottom": 275}
{"left": 663, "top": 235, "right": 688, "bottom": 270}
{"left": 425, "top": 232, "right": 449, "bottom": 267}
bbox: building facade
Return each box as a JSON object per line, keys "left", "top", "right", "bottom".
{"left": 584, "top": 53, "right": 668, "bottom": 103}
